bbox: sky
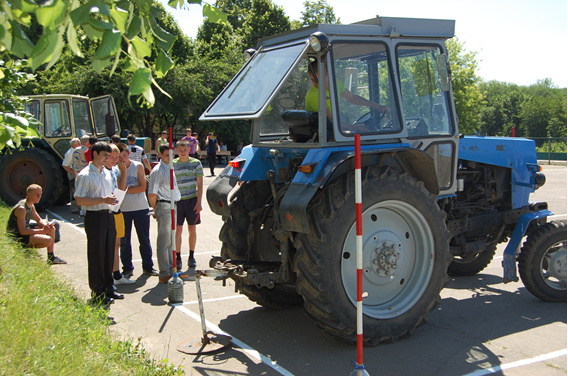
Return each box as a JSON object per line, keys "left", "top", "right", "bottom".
{"left": 159, "top": 0, "right": 568, "bottom": 88}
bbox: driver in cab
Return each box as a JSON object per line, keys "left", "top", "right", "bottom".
{"left": 305, "top": 59, "right": 389, "bottom": 133}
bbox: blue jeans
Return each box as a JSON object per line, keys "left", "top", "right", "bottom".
{"left": 120, "top": 209, "right": 153, "bottom": 273}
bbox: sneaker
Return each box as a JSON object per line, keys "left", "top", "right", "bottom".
{"left": 176, "top": 253, "right": 182, "bottom": 270}
{"left": 143, "top": 269, "right": 159, "bottom": 276}
{"left": 48, "top": 255, "right": 67, "bottom": 265}
{"left": 178, "top": 273, "right": 189, "bottom": 279}
{"left": 114, "top": 276, "right": 136, "bottom": 285}
{"left": 158, "top": 275, "right": 172, "bottom": 284}
{"left": 188, "top": 257, "right": 196, "bottom": 268}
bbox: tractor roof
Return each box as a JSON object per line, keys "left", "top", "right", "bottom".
{"left": 257, "top": 16, "right": 455, "bottom": 48}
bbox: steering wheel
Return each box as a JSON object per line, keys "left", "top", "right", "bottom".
{"left": 353, "top": 109, "right": 389, "bottom": 131}
{"left": 52, "top": 128, "right": 65, "bottom": 137}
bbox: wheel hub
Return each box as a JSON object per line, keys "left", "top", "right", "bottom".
{"left": 546, "top": 247, "right": 567, "bottom": 281}
{"left": 374, "top": 241, "right": 401, "bottom": 277}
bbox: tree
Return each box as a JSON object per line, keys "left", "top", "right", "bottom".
{"left": 0, "top": 59, "right": 42, "bottom": 151}
{"left": 446, "top": 38, "right": 484, "bottom": 135}
{"left": 479, "top": 81, "right": 526, "bottom": 136}
{"left": 519, "top": 81, "right": 566, "bottom": 139}
{"left": 299, "top": 0, "right": 340, "bottom": 27}
{"left": 0, "top": 0, "right": 227, "bottom": 108}
{"left": 197, "top": 0, "right": 290, "bottom": 54}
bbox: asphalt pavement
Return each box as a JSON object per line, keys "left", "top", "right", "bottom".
{"left": 41, "top": 164, "right": 567, "bottom": 376}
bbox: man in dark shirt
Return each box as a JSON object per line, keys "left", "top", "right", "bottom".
{"left": 6, "top": 184, "right": 66, "bottom": 264}
{"left": 205, "top": 132, "right": 219, "bottom": 176}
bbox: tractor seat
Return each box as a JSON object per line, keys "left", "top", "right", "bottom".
{"left": 282, "top": 110, "right": 334, "bottom": 142}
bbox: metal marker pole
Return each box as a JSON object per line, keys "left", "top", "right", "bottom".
{"left": 169, "top": 126, "right": 176, "bottom": 273}
{"left": 350, "top": 134, "right": 368, "bottom": 376}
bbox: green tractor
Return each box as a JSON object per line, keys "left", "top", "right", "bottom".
{"left": 0, "top": 94, "right": 149, "bottom": 211}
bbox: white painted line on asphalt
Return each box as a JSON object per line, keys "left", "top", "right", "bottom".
{"left": 46, "top": 209, "right": 86, "bottom": 235}
{"left": 174, "top": 305, "right": 294, "bottom": 376}
{"left": 464, "top": 349, "right": 567, "bottom": 376}
{"left": 182, "top": 294, "right": 245, "bottom": 306}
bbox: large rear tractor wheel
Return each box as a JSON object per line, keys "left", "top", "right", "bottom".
{"left": 294, "top": 168, "right": 451, "bottom": 345}
{"left": 219, "top": 181, "right": 303, "bottom": 309}
{"left": 448, "top": 245, "right": 496, "bottom": 276}
{"left": 0, "top": 148, "right": 63, "bottom": 211}
{"left": 518, "top": 220, "right": 567, "bottom": 302}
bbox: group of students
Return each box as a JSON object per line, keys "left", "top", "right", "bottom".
{"left": 7, "top": 132, "right": 204, "bottom": 307}
{"left": 156, "top": 128, "right": 221, "bottom": 176}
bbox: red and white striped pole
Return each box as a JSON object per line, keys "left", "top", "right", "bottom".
{"left": 168, "top": 126, "right": 177, "bottom": 274}
{"left": 351, "top": 134, "right": 368, "bottom": 376}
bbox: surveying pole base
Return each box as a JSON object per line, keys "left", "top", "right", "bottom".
{"left": 177, "top": 332, "right": 232, "bottom": 355}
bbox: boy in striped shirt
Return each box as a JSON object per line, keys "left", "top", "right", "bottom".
{"left": 173, "top": 140, "right": 204, "bottom": 269}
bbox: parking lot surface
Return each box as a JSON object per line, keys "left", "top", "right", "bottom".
{"left": 44, "top": 165, "right": 566, "bottom": 376}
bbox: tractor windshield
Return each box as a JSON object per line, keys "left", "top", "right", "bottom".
{"left": 201, "top": 42, "right": 308, "bottom": 120}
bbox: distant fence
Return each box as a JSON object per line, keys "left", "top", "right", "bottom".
{"left": 528, "top": 137, "right": 567, "bottom": 162}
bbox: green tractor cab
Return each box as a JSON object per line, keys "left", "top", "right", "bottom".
{"left": 0, "top": 94, "right": 149, "bottom": 211}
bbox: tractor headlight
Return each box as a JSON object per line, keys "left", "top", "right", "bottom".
{"left": 243, "top": 48, "right": 257, "bottom": 61}
{"left": 309, "top": 32, "right": 329, "bottom": 53}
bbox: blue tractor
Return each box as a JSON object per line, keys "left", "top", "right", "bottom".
{"left": 201, "top": 17, "right": 566, "bottom": 345}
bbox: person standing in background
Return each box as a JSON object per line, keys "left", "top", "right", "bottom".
{"left": 126, "top": 134, "right": 152, "bottom": 172}
{"left": 72, "top": 135, "right": 91, "bottom": 217}
{"left": 205, "top": 132, "right": 219, "bottom": 176}
{"left": 181, "top": 128, "right": 200, "bottom": 159}
{"left": 84, "top": 135, "right": 98, "bottom": 163}
{"left": 192, "top": 132, "right": 201, "bottom": 159}
{"left": 155, "top": 131, "right": 168, "bottom": 153}
{"left": 62, "top": 138, "right": 81, "bottom": 214}
{"left": 118, "top": 146, "right": 157, "bottom": 278}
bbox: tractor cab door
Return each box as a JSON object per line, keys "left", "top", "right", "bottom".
{"left": 90, "top": 95, "right": 120, "bottom": 137}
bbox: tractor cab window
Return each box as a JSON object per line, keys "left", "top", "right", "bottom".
{"left": 24, "top": 100, "right": 40, "bottom": 120}
{"left": 91, "top": 96, "right": 119, "bottom": 136}
{"left": 258, "top": 58, "right": 316, "bottom": 141}
{"left": 331, "top": 42, "right": 400, "bottom": 136}
{"left": 24, "top": 100, "right": 42, "bottom": 134}
{"left": 397, "top": 45, "right": 453, "bottom": 137}
{"left": 44, "top": 100, "right": 71, "bottom": 138}
{"left": 72, "top": 100, "right": 93, "bottom": 137}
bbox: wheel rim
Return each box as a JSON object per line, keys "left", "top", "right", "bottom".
{"left": 6, "top": 159, "right": 47, "bottom": 200}
{"left": 341, "top": 200, "right": 435, "bottom": 319}
{"left": 540, "top": 240, "right": 567, "bottom": 290}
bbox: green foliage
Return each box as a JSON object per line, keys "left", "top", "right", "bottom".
{"left": 446, "top": 38, "right": 484, "bottom": 135}
{"left": 197, "top": 0, "right": 290, "bottom": 55}
{"left": 536, "top": 139, "right": 567, "bottom": 153}
{"left": 0, "top": 0, "right": 227, "bottom": 108}
{"left": 0, "top": 59, "right": 40, "bottom": 151}
{"left": 299, "top": 0, "right": 340, "bottom": 27}
{"left": 479, "top": 79, "right": 566, "bottom": 138}
{"left": 0, "top": 206, "right": 183, "bottom": 375}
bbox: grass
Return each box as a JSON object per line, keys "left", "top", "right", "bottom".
{"left": 0, "top": 204, "right": 183, "bottom": 375}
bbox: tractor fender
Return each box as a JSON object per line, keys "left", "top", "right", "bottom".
{"left": 280, "top": 146, "right": 439, "bottom": 233}
{"left": 502, "top": 208, "right": 553, "bottom": 283}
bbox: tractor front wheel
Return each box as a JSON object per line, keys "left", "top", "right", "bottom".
{"left": 518, "top": 220, "right": 567, "bottom": 302}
